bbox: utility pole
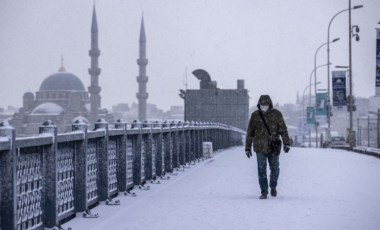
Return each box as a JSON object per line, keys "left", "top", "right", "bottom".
{"left": 348, "top": 0, "right": 354, "bottom": 148}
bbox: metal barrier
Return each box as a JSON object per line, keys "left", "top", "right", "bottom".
{"left": 0, "top": 119, "right": 244, "bottom": 229}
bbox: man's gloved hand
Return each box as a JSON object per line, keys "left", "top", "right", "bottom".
{"left": 283, "top": 145, "right": 290, "bottom": 153}
{"left": 245, "top": 149, "right": 252, "bottom": 158}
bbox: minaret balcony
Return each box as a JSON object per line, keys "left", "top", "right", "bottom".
{"left": 88, "top": 68, "right": 101, "bottom": 76}
{"left": 88, "top": 86, "right": 101, "bottom": 94}
{"left": 89, "top": 49, "right": 100, "bottom": 57}
{"left": 137, "top": 58, "right": 148, "bottom": 65}
{"left": 136, "top": 92, "right": 149, "bottom": 100}
{"left": 136, "top": 76, "right": 148, "bottom": 83}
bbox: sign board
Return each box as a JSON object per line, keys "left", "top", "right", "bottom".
{"left": 332, "top": 71, "right": 347, "bottom": 106}
{"left": 306, "top": 106, "right": 315, "bottom": 124}
{"left": 316, "top": 92, "right": 327, "bottom": 116}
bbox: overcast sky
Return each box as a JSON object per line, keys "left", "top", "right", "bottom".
{"left": 0, "top": 0, "right": 379, "bottom": 111}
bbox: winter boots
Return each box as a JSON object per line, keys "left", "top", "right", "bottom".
{"left": 260, "top": 188, "right": 277, "bottom": 199}
{"left": 259, "top": 192, "right": 268, "bottom": 199}
{"left": 270, "top": 187, "right": 277, "bottom": 197}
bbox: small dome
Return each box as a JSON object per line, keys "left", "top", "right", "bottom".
{"left": 23, "top": 92, "right": 34, "bottom": 98}
{"left": 31, "top": 102, "right": 64, "bottom": 115}
{"left": 39, "top": 71, "right": 85, "bottom": 91}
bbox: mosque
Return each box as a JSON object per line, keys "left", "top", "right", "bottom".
{"left": 10, "top": 6, "right": 117, "bottom": 136}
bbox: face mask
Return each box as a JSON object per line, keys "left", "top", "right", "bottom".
{"left": 260, "top": 105, "right": 269, "bottom": 112}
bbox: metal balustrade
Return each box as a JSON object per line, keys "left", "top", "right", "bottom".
{"left": 0, "top": 119, "right": 244, "bottom": 229}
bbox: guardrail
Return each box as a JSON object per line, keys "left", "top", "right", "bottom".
{"left": 0, "top": 118, "right": 244, "bottom": 229}
{"left": 330, "top": 145, "right": 380, "bottom": 159}
{"left": 352, "top": 146, "right": 380, "bottom": 158}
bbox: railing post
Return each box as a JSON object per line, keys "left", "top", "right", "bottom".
{"left": 72, "top": 118, "right": 88, "bottom": 212}
{"left": 132, "top": 120, "right": 144, "bottom": 186}
{"left": 163, "top": 121, "right": 173, "bottom": 173}
{"left": 115, "top": 119, "right": 128, "bottom": 192}
{"left": 154, "top": 121, "right": 165, "bottom": 177}
{"left": 184, "top": 121, "right": 190, "bottom": 164}
{"left": 206, "top": 122, "right": 211, "bottom": 143}
{"left": 209, "top": 123, "right": 215, "bottom": 151}
{"left": 178, "top": 121, "right": 185, "bottom": 166}
{"left": 214, "top": 124, "right": 218, "bottom": 151}
{"left": 197, "top": 123, "right": 202, "bottom": 158}
{"left": 217, "top": 124, "right": 221, "bottom": 150}
{"left": 150, "top": 122, "right": 160, "bottom": 179}
{"left": 94, "top": 118, "right": 109, "bottom": 201}
{"left": 198, "top": 122, "right": 204, "bottom": 158}
{"left": 39, "top": 120, "right": 58, "bottom": 228}
{"left": 222, "top": 127, "right": 227, "bottom": 149}
{"left": 189, "top": 122, "right": 195, "bottom": 163}
{"left": 0, "top": 121, "right": 16, "bottom": 229}
{"left": 142, "top": 121, "right": 153, "bottom": 181}
{"left": 197, "top": 122, "right": 203, "bottom": 159}
{"left": 170, "top": 121, "right": 179, "bottom": 169}
{"left": 193, "top": 122, "right": 199, "bottom": 159}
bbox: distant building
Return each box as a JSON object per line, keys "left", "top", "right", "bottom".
{"left": 0, "top": 106, "right": 17, "bottom": 122}
{"left": 10, "top": 6, "right": 111, "bottom": 136}
{"left": 112, "top": 103, "right": 130, "bottom": 121}
{"left": 164, "top": 105, "right": 184, "bottom": 121}
{"left": 180, "top": 69, "right": 249, "bottom": 130}
{"left": 369, "top": 96, "right": 380, "bottom": 112}
{"left": 112, "top": 102, "right": 170, "bottom": 122}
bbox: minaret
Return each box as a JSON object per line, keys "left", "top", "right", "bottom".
{"left": 136, "top": 15, "right": 148, "bottom": 121}
{"left": 88, "top": 5, "right": 101, "bottom": 124}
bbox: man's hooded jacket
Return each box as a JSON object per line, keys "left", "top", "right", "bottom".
{"left": 245, "top": 95, "right": 290, "bottom": 153}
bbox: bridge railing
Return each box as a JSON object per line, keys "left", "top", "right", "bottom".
{"left": 0, "top": 118, "right": 244, "bottom": 229}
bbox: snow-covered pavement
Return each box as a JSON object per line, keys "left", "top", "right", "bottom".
{"left": 63, "top": 147, "right": 380, "bottom": 230}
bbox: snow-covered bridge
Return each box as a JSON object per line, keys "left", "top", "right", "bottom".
{"left": 63, "top": 146, "right": 380, "bottom": 230}
{"left": 0, "top": 119, "right": 243, "bottom": 230}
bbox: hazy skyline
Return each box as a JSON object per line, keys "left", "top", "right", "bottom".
{"left": 0, "top": 0, "right": 379, "bottom": 111}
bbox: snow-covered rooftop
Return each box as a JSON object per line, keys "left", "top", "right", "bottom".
{"left": 31, "top": 102, "right": 63, "bottom": 115}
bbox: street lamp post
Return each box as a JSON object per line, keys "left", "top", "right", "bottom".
{"left": 307, "top": 63, "right": 329, "bottom": 147}
{"left": 309, "top": 63, "right": 331, "bottom": 105}
{"left": 314, "top": 39, "right": 339, "bottom": 148}
{"left": 326, "top": 2, "right": 363, "bottom": 143}
{"left": 303, "top": 81, "right": 321, "bottom": 147}
{"left": 348, "top": 0, "right": 363, "bottom": 148}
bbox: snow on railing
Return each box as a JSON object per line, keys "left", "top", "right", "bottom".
{"left": 353, "top": 146, "right": 380, "bottom": 158}
{"left": 0, "top": 118, "right": 244, "bottom": 230}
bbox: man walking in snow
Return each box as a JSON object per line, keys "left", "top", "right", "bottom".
{"left": 245, "top": 95, "right": 290, "bottom": 199}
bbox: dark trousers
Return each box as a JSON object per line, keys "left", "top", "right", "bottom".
{"left": 256, "top": 152, "right": 280, "bottom": 194}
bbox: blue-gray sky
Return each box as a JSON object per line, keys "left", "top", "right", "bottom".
{"left": 0, "top": 0, "right": 379, "bottom": 111}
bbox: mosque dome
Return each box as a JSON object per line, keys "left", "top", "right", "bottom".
{"left": 39, "top": 68, "right": 85, "bottom": 92}
{"left": 31, "top": 102, "right": 64, "bottom": 115}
